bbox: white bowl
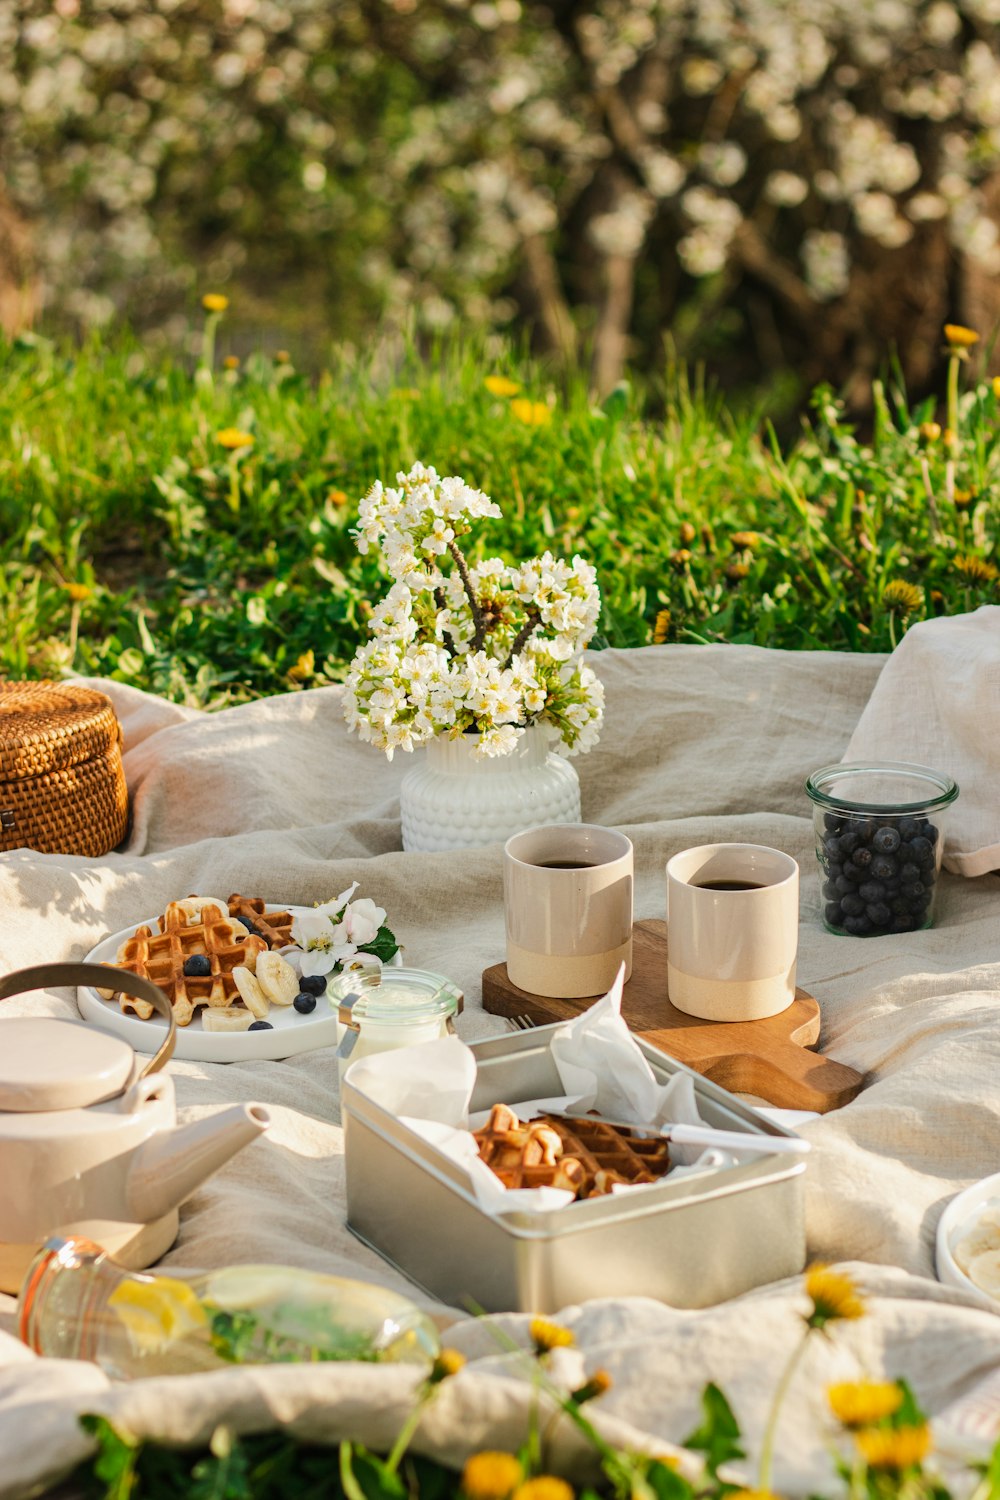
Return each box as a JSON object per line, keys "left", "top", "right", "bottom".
{"left": 935, "top": 1171, "right": 1000, "bottom": 1311}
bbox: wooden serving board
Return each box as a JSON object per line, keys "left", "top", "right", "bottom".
{"left": 482, "top": 919, "right": 864, "bottom": 1114}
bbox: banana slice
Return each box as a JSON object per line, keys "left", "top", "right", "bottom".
{"left": 174, "top": 896, "right": 231, "bottom": 924}
{"left": 966, "top": 1248, "right": 1000, "bottom": 1300}
{"left": 255, "top": 951, "right": 299, "bottom": 1008}
{"left": 232, "top": 966, "right": 270, "bottom": 1020}
{"left": 201, "top": 1008, "right": 256, "bottom": 1033}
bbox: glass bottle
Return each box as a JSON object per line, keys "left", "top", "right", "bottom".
{"left": 18, "top": 1237, "right": 440, "bottom": 1379}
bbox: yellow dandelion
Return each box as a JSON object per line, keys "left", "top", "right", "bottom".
{"left": 510, "top": 398, "right": 552, "bottom": 427}
{"left": 511, "top": 1479, "right": 574, "bottom": 1500}
{"left": 679, "top": 520, "right": 696, "bottom": 544}
{"left": 918, "top": 421, "right": 941, "bottom": 443}
{"left": 882, "top": 580, "right": 923, "bottom": 614}
{"left": 216, "top": 428, "right": 254, "bottom": 450}
{"left": 653, "top": 608, "right": 671, "bottom": 645}
{"left": 223, "top": 355, "right": 240, "bottom": 370}
{"left": 327, "top": 488, "right": 350, "bottom": 507}
{"left": 529, "top": 1318, "right": 574, "bottom": 1354}
{"left": 731, "top": 531, "right": 759, "bottom": 550}
{"left": 430, "top": 1347, "right": 466, "bottom": 1383}
{"left": 485, "top": 375, "right": 521, "bottom": 397}
{"left": 671, "top": 548, "right": 692, "bottom": 568}
{"left": 993, "top": 376, "right": 1000, "bottom": 399}
{"left": 571, "top": 1369, "right": 612, "bottom": 1404}
{"left": 944, "top": 323, "right": 979, "bottom": 348}
{"left": 726, "top": 561, "right": 750, "bottom": 582}
{"left": 804, "top": 1264, "right": 865, "bottom": 1329}
{"left": 953, "top": 554, "right": 998, "bottom": 585}
{"left": 728, "top": 1491, "right": 784, "bottom": 1500}
{"left": 461, "top": 1451, "right": 523, "bottom": 1500}
{"left": 202, "top": 293, "right": 229, "bottom": 313}
{"left": 828, "top": 1381, "right": 904, "bottom": 1428}
{"left": 64, "top": 582, "right": 92, "bottom": 602}
{"left": 287, "top": 650, "right": 315, "bottom": 683}
{"left": 856, "top": 1423, "right": 931, "bottom": 1470}
{"left": 953, "top": 488, "right": 975, "bottom": 510}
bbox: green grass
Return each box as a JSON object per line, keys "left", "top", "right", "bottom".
{"left": 2, "top": 325, "right": 998, "bottom": 707}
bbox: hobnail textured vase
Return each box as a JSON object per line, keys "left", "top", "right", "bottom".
{"left": 399, "top": 727, "right": 582, "bottom": 853}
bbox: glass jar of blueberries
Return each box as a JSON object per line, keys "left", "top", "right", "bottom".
{"left": 806, "top": 761, "right": 958, "bottom": 937}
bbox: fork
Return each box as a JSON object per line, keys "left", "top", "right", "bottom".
{"left": 505, "top": 1013, "right": 536, "bottom": 1032}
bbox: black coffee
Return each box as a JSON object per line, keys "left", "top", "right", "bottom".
{"left": 535, "top": 860, "right": 597, "bottom": 869}
{"left": 694, "top": 879, "right": 764, "bottom": 891}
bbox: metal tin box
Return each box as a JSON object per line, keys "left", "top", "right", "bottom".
{"left": 343, "top": 1024, "right": 806, "bottom": 1314}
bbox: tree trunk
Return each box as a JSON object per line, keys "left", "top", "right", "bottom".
{"left": 591, "top": 250, "right": 637, "bottom": 396}
{"left": 0, "top": 187, "right": 38, "bottom": 336}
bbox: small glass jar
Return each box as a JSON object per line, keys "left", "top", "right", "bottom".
{"left": 329, "top": 967, "right": 463, "bottom": 1084}
{"left": 806, "top": 761, "right": 958, "bottom": 937}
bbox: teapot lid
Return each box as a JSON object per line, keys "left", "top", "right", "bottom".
{"left": 0, "top": 1019, "right": 135, "bottom": 1111}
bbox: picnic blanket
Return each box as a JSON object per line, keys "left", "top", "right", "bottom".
{"left": 2, "top": 641, "right": 1000, "bottom": 1499}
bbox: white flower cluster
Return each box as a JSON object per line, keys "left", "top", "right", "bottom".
{"left": 344, "top": 464, "right": 604, "bottom": 760}
{"left": 288, "top": 882, "right": 388, "bottom": 978}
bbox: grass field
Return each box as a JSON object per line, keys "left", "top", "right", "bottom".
{"left": 2, "top": 319, "right": 998, "bottom": 706}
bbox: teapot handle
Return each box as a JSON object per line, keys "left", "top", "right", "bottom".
{"left": 0, "top": 963, "right": 176, "bottom": 1077}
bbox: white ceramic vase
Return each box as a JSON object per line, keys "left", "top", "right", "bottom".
{"left": 399, "top": 726, "right": 582, "bottom": 853}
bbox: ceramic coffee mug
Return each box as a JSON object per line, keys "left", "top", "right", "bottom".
{"left": 504, "top": 824, "right": 633, "bottom": 998}
{"left": 665, "top": 843, "right": 799, "bottom": 1022}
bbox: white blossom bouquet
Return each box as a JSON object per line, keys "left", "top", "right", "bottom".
{"left": 343, "top": 463, "right": 604, "bottom": 760}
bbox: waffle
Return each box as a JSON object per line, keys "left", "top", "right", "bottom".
{"left": 227, "top": 894, "right": 296, "bottom": 950}
{"left": 107, "top": 901, "right": 267, "bottom": 1026}
{"left": 473, "top": 1104, "right": 672, "bottom": 1199}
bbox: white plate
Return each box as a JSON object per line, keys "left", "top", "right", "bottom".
{"left": 935, "top": 1171, "right": 1000, "bottom": 1311}
{"left": 77, "top": 904, "right": 394, "bottom": 1064}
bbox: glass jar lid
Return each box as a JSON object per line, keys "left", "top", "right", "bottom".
{"left": 329, "top": 967, "right": 463, "bottom": 1030}
{"left": 806, "top": 760, "right": 959, "bottom": 816}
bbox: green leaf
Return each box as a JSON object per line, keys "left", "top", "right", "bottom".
{"left": 78, "top": 1414, "right": 140, "bottom": 1500}
{"left": 357, "top": 924, "right": 400, "bottom": 964}
{"left": 682, "top": 1383, "right": 744, "bottom": 1479}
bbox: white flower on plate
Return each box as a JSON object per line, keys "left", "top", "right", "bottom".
{"left": 290, "top": 909, "right": 358, "bottom": 976}
{"left": 343, "top": 897, "right": 386, "bottom": 946}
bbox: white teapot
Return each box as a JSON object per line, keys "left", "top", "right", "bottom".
{"left": 0, "top": 962, "right": 270, "bottom": 1293}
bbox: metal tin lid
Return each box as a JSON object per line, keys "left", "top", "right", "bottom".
{"left": 0, "top": 1018, "right": 134, "bottom": 1111}
{"left": 330, "top": 968, "right": 463, "bottom": 1031}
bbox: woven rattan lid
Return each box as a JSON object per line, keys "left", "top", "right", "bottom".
{"left": 0, "top": 682, "right": 121, "bottom": 782}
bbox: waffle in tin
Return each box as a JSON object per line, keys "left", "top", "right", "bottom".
{"left": 473, "top": 1104, "right": 673, "bottom": 1199}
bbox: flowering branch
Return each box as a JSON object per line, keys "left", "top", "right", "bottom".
{"left": 504, "top": 608, "right": 541, "bottom": 668}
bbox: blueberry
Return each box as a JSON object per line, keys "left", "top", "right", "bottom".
{"left": 823, "top": 836, "right": 842, "bottom": 863}
{"left": 898, "top": 817, "right": 920, "bottom": 840}
{"left": 838, "top": 831, "right": 860, "bottom": 858}
{"left": 859, "top": 880, "right": 885, "bottom": 903}
{"left": 248, "top": 1020, "right": 274, "bottom": 1030}
{"left": 899, "top": 862, "right": 920, "bottom": 884}
{"left": 824, "top": 811, "right": 845, "bottom": 832}
{"left": 867, "top": 902, "right": 891, "bottom": 927}
{"left": 908, "top": 836, "right": 934, "bottom": 867}
{"left": 873, "top": 826, "right": 901, "bottom": 854}
{"left": 298, "top": 974, "right": 328, "bottom": 996}
{"left": 835, "top": 874, "right": 855, "bottom": 896}
{"left": 844, "top": 914, "right": 872, "bottom": 935}
{"left": 852, "top": 846, "right": 874, "bottom": 870}
{"left": 293, "top": 992, "right": 317, "bottom": 1014}
{"left": 241, "top": 919, "right": 263, "bottom": 937}
{"left": 855, "top": 820, "right": 877, "bottom": 844}
{"left": 841, "top": 892, "right": 865, "bottom": 916}
{"left": 825, "top": 902, "right": 844, "bottom": 926}
{"left": 823, "top": 879, "right": 840, "bottom": 900}
{"left": 871, "top": 855, "right": 897, "bottom": 881}
{"left": 183, "top": 954, "right": 212, "bottom": 977}
{"left": 901, "top": 880, "right": 926, "bottom": 901}
{"left": 843, "top": 861, "right": 867, "bottom": 883}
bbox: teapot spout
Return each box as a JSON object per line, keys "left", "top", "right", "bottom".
{"left": 126, "top": 1104, "right": 271, "bottom": 1224}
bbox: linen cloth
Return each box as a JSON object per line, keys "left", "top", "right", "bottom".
{"left": 2, "top": 643, "right": 1000, "bottom": 1499}
{"left": 844, "top": 603, "right": 1000, "bottom": 876}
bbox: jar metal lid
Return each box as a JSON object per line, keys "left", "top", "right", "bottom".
{"left": 806, "top": 759, "right": 959, "bottom": 816}
{"left": 330, "top": 967, "right": 463, "bottom": 1032}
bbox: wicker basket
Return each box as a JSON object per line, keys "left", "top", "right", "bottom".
{"left": 0, "top": 682, "right": 129, "bottom": 856}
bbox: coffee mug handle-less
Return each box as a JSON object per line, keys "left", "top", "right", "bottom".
{"left": 504, "top": 824, "right": 633, "bottom": 999}
{"left": 665, "top": 843, "right": 799, "bottom": 1022}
